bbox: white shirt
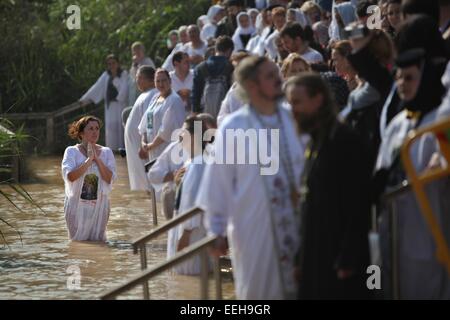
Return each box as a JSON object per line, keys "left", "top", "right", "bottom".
{"left": 300, "top": 47, "right": 324, "bottom": 64}
{"left": 170, "top": 70, "right": 194, "bottom": 93}
{"left": 196, "top": 105, "right": 305, "bottom": 299}
{"left": 138, "top": 91, "right": 186, "bottom": 161}
{"left": 148, "top": 141, "right": 185, "bottom": 187}
{"left": 182, "top": 42, "right": 207, "bottom": 58}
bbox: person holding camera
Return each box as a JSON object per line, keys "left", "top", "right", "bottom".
{"left": 341, "top": 24, "right": 394, "bottom": 168}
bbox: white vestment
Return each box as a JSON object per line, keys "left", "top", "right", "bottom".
{"left": 264, "top": 30, "right": 280, "bottom": 61}
{"left": 300, "top": 47, "right": 324, "bottom": 64}
{"left": 377, "top": 110, "right": 450, "bottom": 299}
{"left": 196, "top": 105, "right": 305, "bottom": 299}
{"left": 138, "top": 91, "right": 186, "bottom": 163}
{"left": 81, "top": 71, "right": 129, "bottom": 150}
{"left": 217, "top": 83, "right": 245, "bottom": 127}
{"left": 168, "top": 155, "right": 209, "bottom": 275}
{"left": 62, "top": 146, "right": 117, "bottom": 241}
{"left": 124, "top": 88, "right": 158, "bottom": 190}
{"left": 162, "top": 42, "right": 185, "bottom": 72}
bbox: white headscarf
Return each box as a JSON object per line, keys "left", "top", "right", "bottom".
{"left": 247, "top": 8, "right": 260, "bottom": 27}
{"left": 329, "top": 1, "right": 357, "bottom": 41}
{"left": 232, "top": 12, "right": 256, "bottom": 52}
{"left": 207, "top": 5, "right": 223, "bottom": 24}
{"left": 288, "top": 8, "right": 310, "bottom": 28}
{"left": 197, "top": 15, "right": 209, "bottom": 31}
{"left": 201, "top": 5, "right": 223, "bottom": 43}
{"left": 255, "top": 12, "right": 266, "bottom": 35}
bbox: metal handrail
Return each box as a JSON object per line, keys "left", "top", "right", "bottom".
{"left": 133, "top": 207, "right": 203, "bottom": 254}
{"left": 380, "top": 117, "right": 450, "bottom": 299}
{"left": 100, "top": 235, "right": 222, "bottom": 300}
{"left": 381, "top": 181, "right": 410, "bottom": 300}
{"left": 109, "top": 207, "right": 224, "bottom": 300}
{"left": 0, "top": 100, "right": 91, "bottom": 120}
{"left": 132, "top": 207, "right": 204, "bottom": 299}
{"left": 1, "top": 100, "right": 92, "bottom": 152}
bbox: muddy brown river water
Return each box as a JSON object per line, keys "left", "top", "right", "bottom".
{"left": 0, "top": 155, "right": 234, "bottom": 300}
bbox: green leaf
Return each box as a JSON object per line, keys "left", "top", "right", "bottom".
{"left": 0, "top": 189, "right": 23, "bottom": 212}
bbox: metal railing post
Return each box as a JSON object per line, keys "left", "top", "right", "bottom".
{"left": 390, "top": 201, "right": 400, "bottom": 300}
{"left": 200, "top": 249, "right": 209, "bottom": 300}
{"left": 213, "top": 256, "right": 222, "bottom": 300}
{"left": 150, "top": 187, "right": 158, "bottom": 226}
{"left": 100, "top": 236, "right": 219, "bottom": 300}
{"left": 139, "top": 244, "right": 150, "bottom": 299}
{"left": 46, "top": 116, "right": 54, "bottom": 153}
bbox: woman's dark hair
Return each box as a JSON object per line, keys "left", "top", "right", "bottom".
{"left": 285, "top": 72, "right": 337, "bottom": 117}
{"left": 68, "top": 116, "right": 102, "bottom": 141}
{"left": 401, "top": 0, "right": 439, "bottom": 21}
{"left": 387, "top": 0, "right": 401, "bottom": 5}
{"left": 356, "top": 0, "right": 377, "bottom": 19}
{"left": 280, "top": 22, "right": 304, "bottom": 40}
{"left": 106, "top": 54, "right": 119, "bottom": 63}
{"left": 105, "top": 54, "right": 123, "bottom": 77}
{"left": 280, "top": 22, "right": 319, "bottom": 48}
{"left": 183, "top": 114, "right": 213, "bottom": 151}
{"left": 331, "top": 40, "right": 352, "bottom": 57}
{"left": 172, "top": 51, "right": 188, "bottom": 66}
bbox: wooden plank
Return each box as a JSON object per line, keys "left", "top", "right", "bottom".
{"left": 53, "top": 100, "right": 91, "bottom": 118}
{"left": 1, "top": 112, "right": 52, "bottom": 120}
{"left": 46, "top": 117, "right": 54, "bottom": 152}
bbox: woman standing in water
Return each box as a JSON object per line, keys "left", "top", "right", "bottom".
{"left": 62, "top": 116, "right": 116, "bottom": 241}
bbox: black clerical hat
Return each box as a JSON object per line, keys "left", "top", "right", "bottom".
{"left": 395, "top": 48, "right": 426, "bottom": 69}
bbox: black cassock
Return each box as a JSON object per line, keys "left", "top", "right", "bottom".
{"left": 298, "top": 120, "right": 372, "bottom": 299}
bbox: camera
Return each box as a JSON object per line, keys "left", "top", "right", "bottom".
{"left": 344, "top": 24, "right": 370, "bottom": 40}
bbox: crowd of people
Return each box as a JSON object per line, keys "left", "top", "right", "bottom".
{"left": 62, "top": 0, "right": 450, "bottom": 300}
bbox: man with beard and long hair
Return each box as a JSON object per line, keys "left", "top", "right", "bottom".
{"left": 285, "top": 73, "right": 372, "bottom": 299}
{"left": 197, "top": 56, "right": 305, "bottom": 299}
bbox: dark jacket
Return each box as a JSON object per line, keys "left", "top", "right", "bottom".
{"left": 346, "top": 44, "right": 394, "bottom": 169}
{"left": 215, "top": 16, "right": 237, "bottom": 38}
{"left": 190, "top": 55, "right": 234, "bottom": 113}
{"left": 298, "top": 120, "right": 372, "bottom": 299}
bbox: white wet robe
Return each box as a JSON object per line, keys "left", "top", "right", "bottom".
{"left": 196, "top": 105, "right": 305, "bottom": 299}
{"left": 124, "top": 88, "right": 158, "bottom": 191}
{"left": 170, "top": 70, "right": 194, "bottom": 94}
{"left": 217, "top": 83, "right": 245, "bottom": 127}
{"left": 376, "top": 109, "right": 450, "bottom": 299}
{"left": 168, "top": 155, "right": 209, "bottom": 275}
{"left": 138, "top": 91, "right": 186, "bottom": 163}
{"left": 201, "top": 5, "right": 223, "bottom": 43}
{"left": 62, "top": 146, "right": 117, "bottom": 241}
{"left": 264, "top": 29, "right": 280, "bottom": 61}
{"left": 81, "top": 71, "right": 129, "bottom": 150}
{"left": 148, "top": 141, "right": 186, "bottom": 199}
{"left": 162, "top": 42, "right": 185, "bottom": 72}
